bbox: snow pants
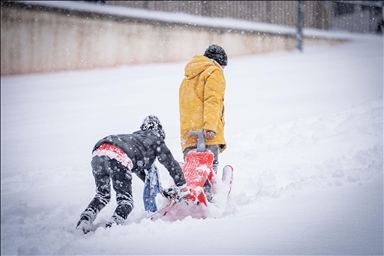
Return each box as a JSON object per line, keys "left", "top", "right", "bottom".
{"left": 81, "top": 155, "right": 135, "bottom": 225}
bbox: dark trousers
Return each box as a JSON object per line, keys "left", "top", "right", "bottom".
{"left": 81, "top": 156, "right": 134, "bottom": 224}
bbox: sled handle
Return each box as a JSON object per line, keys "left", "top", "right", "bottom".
{"left": 189, "top": 130, "right": 205, "bottom": 152}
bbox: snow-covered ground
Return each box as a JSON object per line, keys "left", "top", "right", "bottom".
{"left": 1, "top": 34, "right": 383, "bottom": 255}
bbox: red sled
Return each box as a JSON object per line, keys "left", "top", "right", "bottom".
{"left": 150, "top": 130, "right": 233, "bottom": 220}
{"left": 178, "top": 130, "right": 233, "bottom": 206}
{"left": 182, "top": 148, "right": 214, "bottom": 206}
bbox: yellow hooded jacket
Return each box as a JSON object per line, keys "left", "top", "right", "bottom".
{"left": 179, "top": 55, "right": 227, "bottom": 153}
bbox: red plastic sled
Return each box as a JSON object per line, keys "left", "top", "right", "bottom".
{"left": 183, "top": 148, "right": 214, "bottom": 206}
{"left": 150, "top": 130, "right": 233, "bottom": 220}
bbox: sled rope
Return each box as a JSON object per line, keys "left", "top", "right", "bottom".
{"left": 147, "top": 200, "right": 176, "bottom": 219}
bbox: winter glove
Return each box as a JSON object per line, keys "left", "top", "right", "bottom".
{"left": 203, "top": 129, "right": 215, "bottom": 139}
{"left": 162, "top": 185, "right": 190, "bottom": 203}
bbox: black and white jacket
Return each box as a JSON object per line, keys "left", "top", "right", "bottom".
{"left": 93, "top": 130, "right": 186, "bottom": 187}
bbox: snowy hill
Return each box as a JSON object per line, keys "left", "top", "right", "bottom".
{"left": 1, "top": 34, "right": 383, "bottom": 255}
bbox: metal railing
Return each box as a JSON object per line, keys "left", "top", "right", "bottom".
{"left": 332, "top": 1, "right": 383, "bottom": 33}
{"left": 93, "top": 0, "right": 383, "bottom": 34}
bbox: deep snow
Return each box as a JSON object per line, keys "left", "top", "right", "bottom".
{"left": 1, "top": 34, "right": 383, "bottom": 255}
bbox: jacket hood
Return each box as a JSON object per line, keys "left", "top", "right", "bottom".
{"left": 184, "top": 55, "right": 220, "bottom": 79}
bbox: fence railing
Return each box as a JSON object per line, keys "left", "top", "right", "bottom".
{"left": 333, "top": 1, "right": 383, "bottom": 33}
{"left": 102, "top": 0, "right": 383, "bottom": 34}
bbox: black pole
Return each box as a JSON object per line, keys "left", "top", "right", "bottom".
{"left": 297, "top": 0, "right": 304, "bottom": 51}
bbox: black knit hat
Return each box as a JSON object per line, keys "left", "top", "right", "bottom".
{"left": 140, "top": 115, "right": 166, "bottom": 139}
{"left": 203, "top": 44, "right": 228, "bottom": 66}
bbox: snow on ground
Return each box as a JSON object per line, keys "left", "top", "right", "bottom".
{"left": 1, "top": 34, "right": 383, "bottom": 255}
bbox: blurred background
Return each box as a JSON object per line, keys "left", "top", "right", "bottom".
{"left": 1, "top": 0, "right": 383, "bottom": 76}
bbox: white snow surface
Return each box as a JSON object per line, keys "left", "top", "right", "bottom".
{"left": 1, "top": 34, "right": 383, "bottom": 255}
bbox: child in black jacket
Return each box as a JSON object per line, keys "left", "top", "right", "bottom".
{"left": 76, "top": 115, "right": 187, "bottom": 234}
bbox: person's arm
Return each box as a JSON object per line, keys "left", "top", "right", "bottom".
{"left": 156, "top": 142, "right": 187, "bottom": 189}
{"left": 203, "top": 68, "right": 226, "bottom": 134}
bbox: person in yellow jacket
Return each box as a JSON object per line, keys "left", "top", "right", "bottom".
{"left": 179, "top": 44, "right": 228, "bottom": 201}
